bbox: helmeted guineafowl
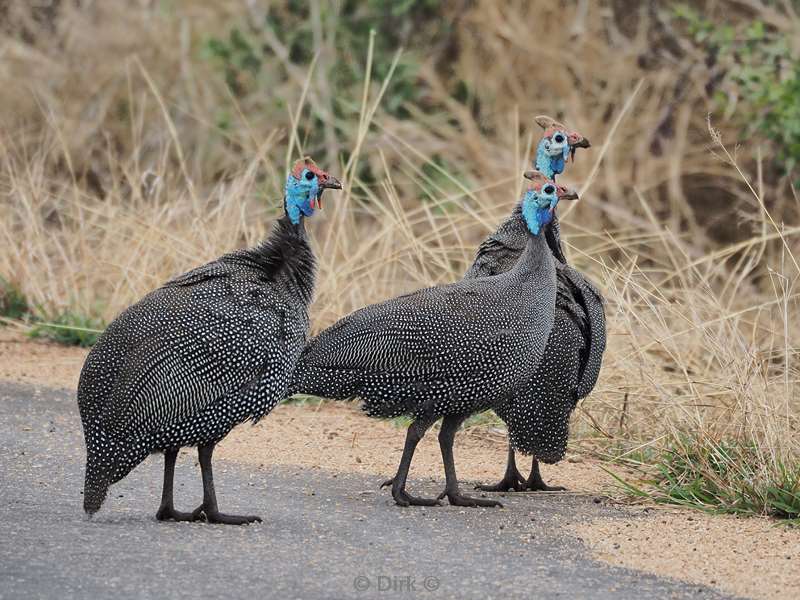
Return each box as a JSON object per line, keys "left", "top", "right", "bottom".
{"left": 465, "top": 116, "right": 589, "bottom": 278}
{"left": 531, "top": 115, "right": 591, "bottom": 179}
{"left": 291, "top": 172, "right": 577, "bottom": 508}
{"left": 77, "top": 157, "right": 341, "bottom": 524}
{"left": 468, "top": 117, "right": 606, "bottom": 492}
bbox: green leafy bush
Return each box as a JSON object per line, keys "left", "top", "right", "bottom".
{"left": 0, "top": 277, "right": 29, "bottom": 321}
{"left": 28, "top": 313, "right": 105, "bottom": 348}
{"left": 675, "top": 4, "right": 800, "bottom": 180}
{"left": 203, "top": 1, "right": 447, "bottom": 121}
{"left": 610, "top": 436, "right": 800, "bottom": 521}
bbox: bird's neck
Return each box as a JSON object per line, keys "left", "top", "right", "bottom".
{"left": 544, "top": 214, "right": 567, "bottom": 265}
{"left": 463, "top": 202, "right": 528, "bottom": 278}
{"left": 512, "top": 225, "right": 555, "bottom": 282}
{"left": 246, "top": 211, "right": 317, "bottom": 305}
{"left": 534, "top": 142, "right": 560, "bottom": 179}
{"left": 278, "top": 212, "right": 316, "bottom": 304}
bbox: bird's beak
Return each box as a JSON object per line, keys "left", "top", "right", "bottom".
{"left": 311, "top": 174, "right": 342, "bottom": 210}
{"left": 573, "top": 137, "right": 591, "bottom": 149}
{"left": 557, "top": 186, "right": 579, "bottom": 201}
{"left": 567, "top": 132, "right": 590, "bottom": 162}
{"left": 320, "top": 175, "right": 342, "bottom": 190}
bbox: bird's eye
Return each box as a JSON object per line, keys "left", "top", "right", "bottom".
{"left": 543, "top": 185, "right": 555, "bottom": 194}
{"left": 304, "top": 170, "right": 315, "bottom": 181}
{"left": 554, "top": 133, "right": 565, "bottom": 143}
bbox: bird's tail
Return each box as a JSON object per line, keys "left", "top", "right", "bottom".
{"left": 83, "top": 451, "right": 110, "bottom": 515}
{"left": 289, "top": 362, "right": 358, "bottom": 400}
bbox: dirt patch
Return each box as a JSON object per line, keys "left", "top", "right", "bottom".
{"left": 570, "top": 512, "right": 800, "bottom": 600}
{"left": 216, "top": 401, "right": 606, "bottom": 490}
{"left": 0, "top": 331, "right": 88, "bottom": 389}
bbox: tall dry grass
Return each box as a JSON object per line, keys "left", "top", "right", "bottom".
{"left": 0, "top": 1, "right": 797, "bottom": 514}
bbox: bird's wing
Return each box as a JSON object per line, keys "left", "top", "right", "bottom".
{"left": 302, "top": 279, "right": 552, "bottom": 382}
{"left": 557, "top": 264, "right": 606, "bottom": 399}
{"left": 103, "top": 276, "right": 287, "bottom": 438}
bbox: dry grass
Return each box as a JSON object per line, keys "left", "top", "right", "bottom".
{"left": 0, "top": 1, "right": 798, "bottom": 516}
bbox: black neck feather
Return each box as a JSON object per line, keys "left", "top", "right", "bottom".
{"left": 544, "top": 214, "right": 567, "bottom": 265}
{"left": 237, "top": 212, "right": 317, "bottom": 305}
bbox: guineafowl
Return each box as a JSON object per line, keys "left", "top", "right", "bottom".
{"left": 533, "top": 114, "right": 591, "bottom": 178}
{"left": 468, "top": 118, "right": 606, "bottom": 492}
{"left": 465, "top": 116, "right": 589, "bottom": 278}
{"left": 77, "top": 157, "right": 341, "bottom": 524}
{"left": 291, "top": 172, "right": 577, "bottom": 508}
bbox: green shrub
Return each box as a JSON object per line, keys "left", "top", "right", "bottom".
{"left": 28, "top": 313, "right": 105, "bottom": 347}
{"left": 0, "top": 277, "right": 29, "bottom": 321}
{"left": 674, "top": 4, "right": 800, "bottom": 181}
{"left": 609, "top": 436, "right": 800, "bottom": 521}
{"left": 202, "top": 1, "right": 448, "bottom": 129}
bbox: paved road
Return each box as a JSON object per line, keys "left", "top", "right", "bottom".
{"left": 0, "top": 382, "right": 736, "bottom": 600}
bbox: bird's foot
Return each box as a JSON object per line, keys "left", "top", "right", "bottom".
{"left": 474, "top": 471, "right": 525, "bottom": 492}
{"left": 191, "top": 504, "right": 262, "bottom": 525}
{"left": 525, "top": 481, "right": 566, "bottom": 492}
{"left": 382, "top": 479, "right": 441, "bottom": 507}
{"left": 524, "top": 476, "right": 566, "bottom": 492}
{"left": 155, "top": 503, "right": 198, "bottom": 522}
{"left": 437, "top": 488, "right": 503, "bottom": 508}
{"left": 393, "top": 488, "right": 442, "bottom": 507}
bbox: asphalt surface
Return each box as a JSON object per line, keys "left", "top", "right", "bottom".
{"left": 0, "top": 381, "right": 739, "bottom": 600}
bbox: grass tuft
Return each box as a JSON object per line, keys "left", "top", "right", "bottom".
{"left": 609, "top": 437, "right": 800, "bottom": 522}
{"left": 0, "top": 277, "right": 29, "bottom": 321}
{"left": 28, "top": 314, "right": 105, "bottom": 348}
{"left": 282, "top": 394, "right": 327, "bottom": 408}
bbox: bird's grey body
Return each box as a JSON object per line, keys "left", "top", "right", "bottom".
{"left": 294, "top": 231, "right": 556, "bottom": 417}
{"left": 78, "top": 215, "right": 315, "bottom": 516}
{"left": 292, "top": 177, "right": 572, "bottom": 507}
{"left": 78, "top": 156, "right": 342, "bottom": 523}
{"left": 468, "top": 207, "right": 606, "bottom": 490}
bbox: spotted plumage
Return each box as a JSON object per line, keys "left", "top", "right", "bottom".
{"left": 470, "top": 122, "right": 606, "bottom": 493}
{"left": 291, "top": 174, "right": 578, "bottom": 507}
{"left": 77, "top": 157, "right": 341, "bottom": 523}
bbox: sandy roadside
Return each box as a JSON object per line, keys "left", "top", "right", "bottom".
{"left": 2, "top": 329, "right": 797, "bottom": 599}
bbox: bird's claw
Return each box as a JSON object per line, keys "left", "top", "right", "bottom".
{"left": 387, "top": 485, "right": 441, "bottom": 507}
{"left": 155, "top": 504, "right": 198, "bottom": 522}
{"left": 474, "top": 466, "right": 526, "bottom": 492}
{"left": 474, "top": 475, "right": 525, "bottom": 493}
{"left": 439, "top": 488, "right": 503, "bottom": 508}
{"left": 524, "top": 481, "right": 566, "bottom": 492}
{"left": 190, "top": 503, "right": 262, "bottom": 525}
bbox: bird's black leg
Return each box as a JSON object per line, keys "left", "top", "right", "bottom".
{"left": 437, "top": 415, "right": 502, "bottom": 508}
{"left": 191, "top": 443, "right": 262, "bottom": 525}
{"left": 524, "top": 458, "right": 566, "bottom": 491}
{"left": 155, "top": 448, "right": 197, "bottom": 522}
{"left": 474, "top": 444, "right": 525, "bottom": 492}
{"left": 380, "top": 418, "right": 441, "bottom": 507}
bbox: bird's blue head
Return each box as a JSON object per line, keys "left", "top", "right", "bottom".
{"left": 284, "top": 157, "right": 342, "bottom": 224}
{"left": 533, "top": 115, "right": 591, "bottom": 179}
{"left": 520, "top": 170, "right": 579, "bottom": 236}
